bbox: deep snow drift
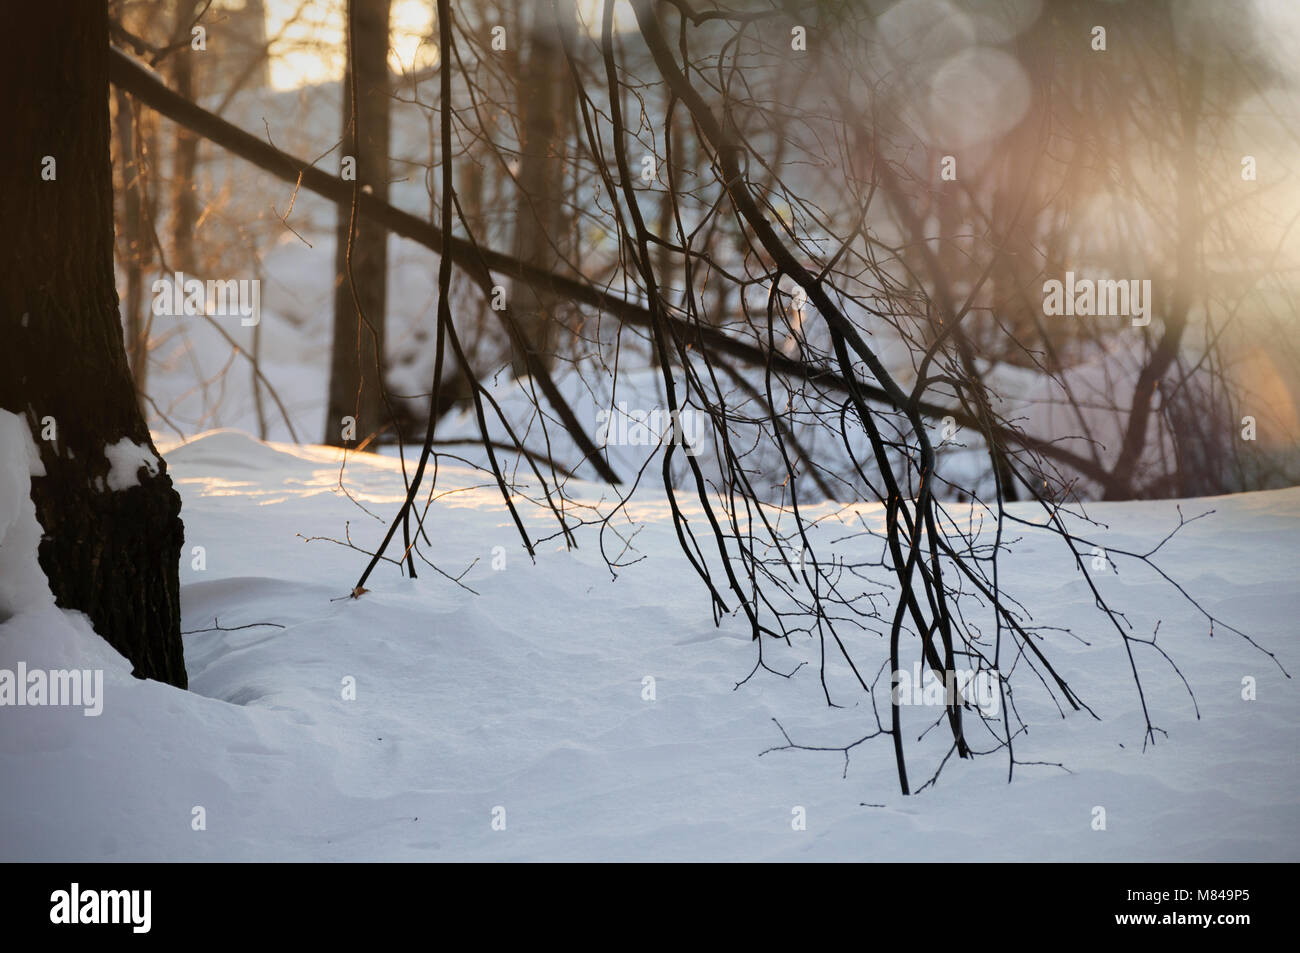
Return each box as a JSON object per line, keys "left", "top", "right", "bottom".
{"left": 1, "top": 426, "right": 1296, "bottom": 861}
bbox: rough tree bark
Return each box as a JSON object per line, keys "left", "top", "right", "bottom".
{"left": 326, "top": 0, "right": 392, "bottom": 448}
{"left": 0, "top": 1, "right": 187, "bottom": 687}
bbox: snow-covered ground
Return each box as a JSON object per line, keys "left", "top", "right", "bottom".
{"left": 1, "top": 423, "right": 1296, "bottom": 861}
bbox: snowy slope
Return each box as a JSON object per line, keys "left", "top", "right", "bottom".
{"left": 1, "top": 427, "right": 1296, "bottom": 861}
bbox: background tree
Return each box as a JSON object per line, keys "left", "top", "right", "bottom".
{"left": 169, "top": 0, "right": 201, "bottom": 274}
{"left": 326, "top": 0, "right": 393, "bottom": 448}
{"left": 508, "top": 0, "right": 577, "bottom": 377}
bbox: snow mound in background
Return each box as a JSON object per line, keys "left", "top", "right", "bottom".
{"left": 0, "top": 410, "right": 52, "bottom": 621}
{"left": 160, "top": 428, "right": 334, "bottom": 471}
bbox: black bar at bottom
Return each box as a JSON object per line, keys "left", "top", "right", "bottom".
{"left": 5, "top": 862, "right": 1281, "bottom": 939}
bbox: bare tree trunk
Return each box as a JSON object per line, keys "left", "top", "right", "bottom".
{"left": 509, "top": 0, "right": 575, "bottom": 377}
{"left": 170, "top": 0, "right": 200, "bottom": 273}
{"left": 1, "top": 0, "right": 187, "bottom": 687}
{"left": 326, "top": 0, "right": 392, "bottom": 448}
